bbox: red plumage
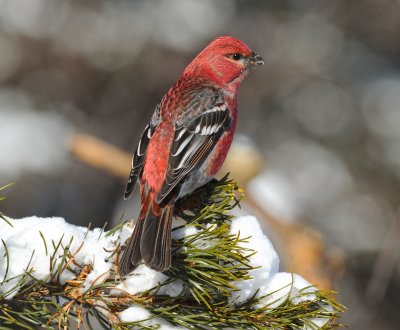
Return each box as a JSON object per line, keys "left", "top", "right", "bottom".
{"left": 119, "top": 36, "right": 264, "bottom": 276}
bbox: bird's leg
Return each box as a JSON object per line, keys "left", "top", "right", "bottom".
{"left": 205, "top": 178, "right": 220, "bottom": 196}
{"left": 174, "top": 179, "right": 219, "bottom": 223}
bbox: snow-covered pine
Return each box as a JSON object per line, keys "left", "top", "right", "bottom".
{"left": 0, "top": 178, "right": 343, "bottom": 329}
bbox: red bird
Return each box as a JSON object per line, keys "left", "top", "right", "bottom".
{"left": 119, "top": 36, "right": 264, "bottom": 276}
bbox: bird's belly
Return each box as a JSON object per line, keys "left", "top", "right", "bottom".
{"left": 178, "top": 171, "right": 213, "bottom": 198}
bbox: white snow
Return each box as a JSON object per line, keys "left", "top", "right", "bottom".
{"left": 261, "top": 272, "right": 317, "bottom": 308}
{"left": 115, "top": 264, "right": 183, "bottom": 297}
{"left": 116, "top": 264, "right": 168, "bottom": 295}
{"left": 229, "top": 216, "right": 280, "bottom": 304}
{"left": 261, "top": 273, "right": 334, "bottom": 329}
{"left": 119, "top": 305, "right": 183, "bottom": 330}
{"left": 0, "top": 216, "right": 115, "bottom": 298}
{"left": 171, "top": 224, "right": 199, "bottom": 239}
{"left": 0, "top": 215, "right": 332, "bottom": 328}
{"left": 119, "top": 305, "right": 152, "bottom": 323}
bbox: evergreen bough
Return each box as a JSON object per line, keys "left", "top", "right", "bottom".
{"left": 0, "top": 177, "right": 343, "bottom": 329}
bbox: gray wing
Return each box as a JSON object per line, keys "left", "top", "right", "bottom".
{"left": 156, "top": 90, "right": 231, "bottom": 205}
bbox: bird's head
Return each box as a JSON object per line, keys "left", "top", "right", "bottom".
{"left": 183, "top": 36, "right": 264, "bottom": 91}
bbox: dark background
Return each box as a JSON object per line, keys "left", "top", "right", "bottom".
{"left": 1, "top": 1, "right": 400, "bottom": 329}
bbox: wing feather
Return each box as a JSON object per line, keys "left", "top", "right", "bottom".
{"left": 156, "top": 96, "right": 230, "bottom": 205}
{"left": 124, "top": 104, "right": 161, "bottom": 199}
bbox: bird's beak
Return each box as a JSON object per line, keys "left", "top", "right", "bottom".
{"left": 249, "top": 52, "right": 264, "bottom": 67}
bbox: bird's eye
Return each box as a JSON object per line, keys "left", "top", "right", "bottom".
{"left": 232, "top": 53, "right": 242, "bottom": 61}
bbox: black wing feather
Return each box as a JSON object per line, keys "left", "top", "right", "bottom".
{"left": 124, "top": 104, "right": 161, "bottom": 199}
{"left": 156, "top": 92, "right": 231, "bottom": 205}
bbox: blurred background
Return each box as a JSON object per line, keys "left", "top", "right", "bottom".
{"left": 0, "top": 0, "right": 399, "bottom": 329}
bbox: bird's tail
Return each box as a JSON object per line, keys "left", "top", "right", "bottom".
{"left": 141, "top": 203, "right": 173, "bottom": 272}
{"left": 118, "top": 202, "right": 173, "bottom": 276}
{"left": 118, "top": 215, "right": 144, "bottom": 277}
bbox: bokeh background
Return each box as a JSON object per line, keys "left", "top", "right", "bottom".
{"left": 1, "top": 0, "right": 400, "bottom": 329}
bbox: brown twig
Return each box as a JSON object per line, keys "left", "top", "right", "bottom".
{"left": 69, "top": 133, "right": 131, "bottom": 179}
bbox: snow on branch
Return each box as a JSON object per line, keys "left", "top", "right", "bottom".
{"left": 0, "top": 178, "right": 343, "bottom": 329}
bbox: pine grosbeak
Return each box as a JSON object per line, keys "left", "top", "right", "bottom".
{"left": 119, "top": 36, "right": 264, "bottom": 276}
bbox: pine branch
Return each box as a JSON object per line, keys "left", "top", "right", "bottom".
{"left": 0, "top": 179, "right": 344, "bottom": 329}
{"left": 0, "top": 183, "right": 14, "bottom": 227}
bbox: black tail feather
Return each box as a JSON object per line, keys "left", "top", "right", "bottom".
{"left": 118, "top": 203, "right": 173, "bottom": 276}
{"left": 118, "top": 218, "right": 144, "bottom": 277}
{"left": 141, "top": 204, "right": 173, "bottom": 272}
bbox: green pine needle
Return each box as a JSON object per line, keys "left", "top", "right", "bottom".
{"left": 0, "top": 176, "right": 344, "bottom": 329}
